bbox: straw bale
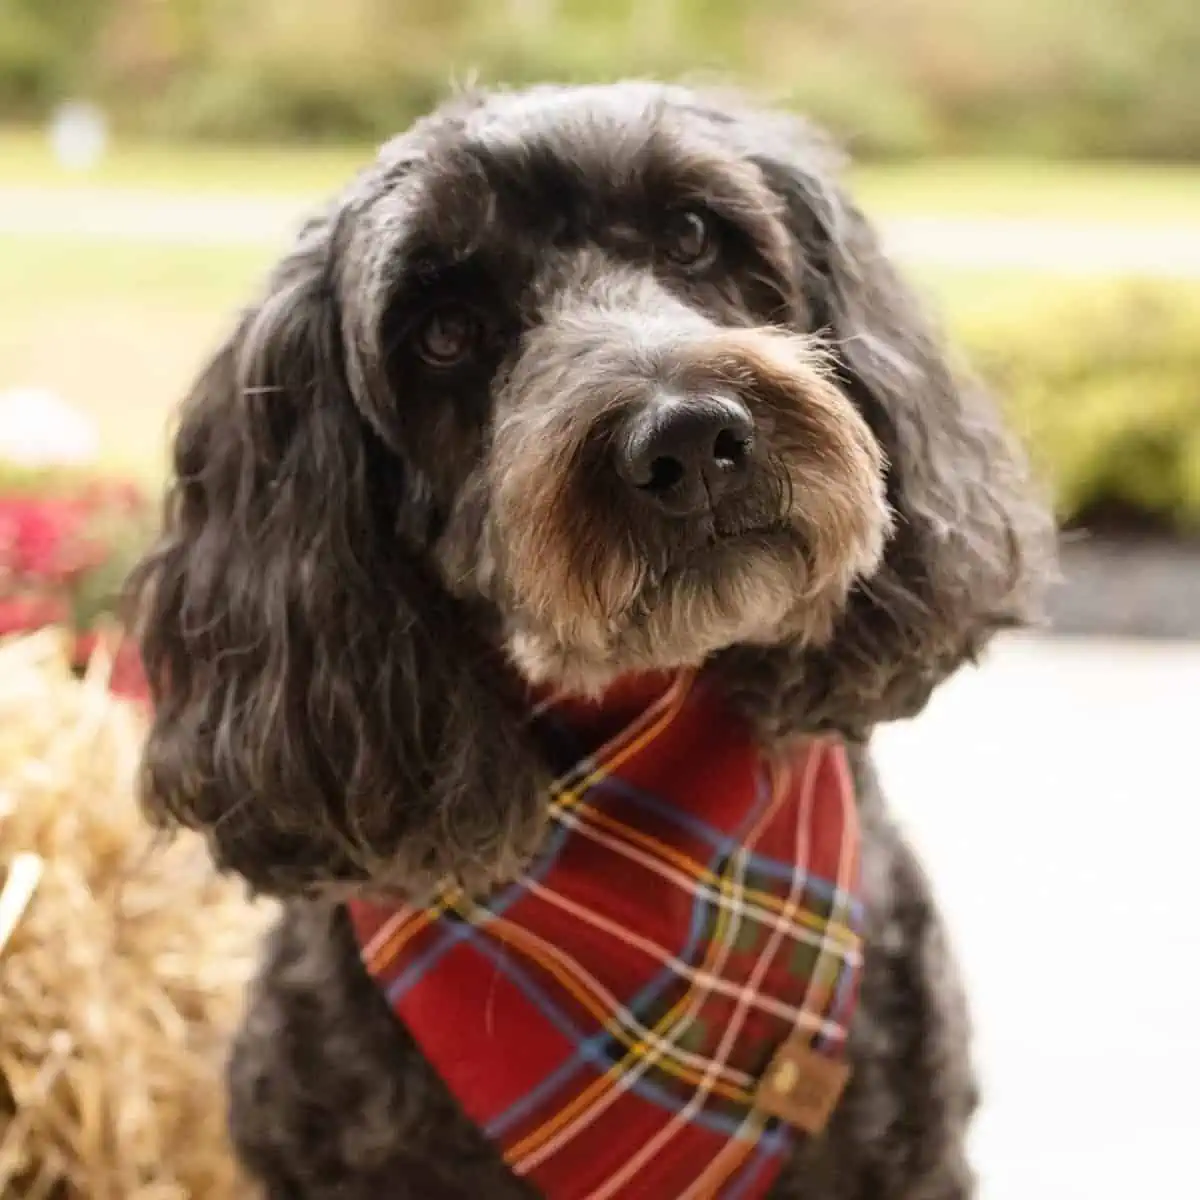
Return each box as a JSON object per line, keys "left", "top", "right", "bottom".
{"left": 0, "top": 632, "right": 274, "bottom": 1199}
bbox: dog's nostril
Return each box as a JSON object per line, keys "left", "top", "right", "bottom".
{"left": 618, "top": 393, "right": 756, "bottom": 515}
{"left": 713, "top": 428, "right": 752, "bottom": 470}
{"left": 643, "top": 455, "right": 686, "bottom": 494}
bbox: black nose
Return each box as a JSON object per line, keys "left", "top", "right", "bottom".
{"left": 618, "top": 394, "right": 756, "bottom": 515}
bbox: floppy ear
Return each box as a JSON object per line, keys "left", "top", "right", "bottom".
{"left": 129, "top": 217, "right": 547, "bottom": 899}
{"left": 717, "top": 112, "right": 1056, "bottom": 736}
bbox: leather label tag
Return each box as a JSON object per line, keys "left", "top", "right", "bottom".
{"left": 755, "top": 1035, "right": 851, "bottom": 1135}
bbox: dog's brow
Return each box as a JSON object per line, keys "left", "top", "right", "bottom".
{"left": 389, "top": 235, "right": 476, "bottom": 294}
{"left": 464, "top": 137, "right": 587, "bottom": 224}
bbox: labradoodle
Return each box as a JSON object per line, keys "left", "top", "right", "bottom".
{"left": 130, "top": 82, "right": 1054, "bottom": 1199}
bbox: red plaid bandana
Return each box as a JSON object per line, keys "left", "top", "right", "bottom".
{"left": 347, "top": 670, "right": 864, "bottom": 1199}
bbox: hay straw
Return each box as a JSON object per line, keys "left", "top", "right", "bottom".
{"left": 0, "top": 632, "right": 276, "bottom": 1199}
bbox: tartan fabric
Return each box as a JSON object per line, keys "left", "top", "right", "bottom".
{"left": 346, "top": 670, "right": 864, "bottom": 1200}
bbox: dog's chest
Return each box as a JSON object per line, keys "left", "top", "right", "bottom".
{"left": 348, "top": 673, "right": 864, "bottom": 1198}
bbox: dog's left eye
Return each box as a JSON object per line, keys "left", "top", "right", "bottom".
{"left": 415, "top": 305, "right": 479, "bottom": 368}
{"left": 662, "top": 209, "right": 718, "bottom": 268}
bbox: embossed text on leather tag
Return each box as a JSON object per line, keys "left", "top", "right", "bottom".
{"left": 755, "top": 1036, "right": 851, "bottom": 1135}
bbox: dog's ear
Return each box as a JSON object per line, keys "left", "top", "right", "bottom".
{"left": 715, "top": 109, "right": 1055, "bottom": 734}
{"left": 129, "top": 216, "right": 546, "bottom": 899}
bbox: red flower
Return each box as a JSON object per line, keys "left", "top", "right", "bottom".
{"left": 2, "top": 497, "right": 83, "bottom": 580}
{"left": 1, "top": 469, "right": 153, "bottom": 698}
{"left": 0, "top": 592, "right": 71, "bottom": 635}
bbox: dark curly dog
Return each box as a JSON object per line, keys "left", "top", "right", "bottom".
{"left": 131, "top": 82, "right": 1053, "bottom": 1198}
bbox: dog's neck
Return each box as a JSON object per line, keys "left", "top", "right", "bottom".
{"left": 528, "top": 668, "right": 682, "bottom": 750}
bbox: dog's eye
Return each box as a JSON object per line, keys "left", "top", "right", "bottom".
{"left": 662, "top": 209, "right": 718, "bottom": 268}
{"left": 415, "top": 305, "right": 479, "bottom": 367}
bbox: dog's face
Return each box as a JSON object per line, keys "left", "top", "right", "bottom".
{"left": 360, "top": 87, "right": 887, "bottom": 690}
{"left": 132, "top": 84, "right": 1052, "bottom": 898}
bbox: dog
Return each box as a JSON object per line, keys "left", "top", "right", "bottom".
{"left": 130, "top": 82, "right": 1054, "bottom": 1198}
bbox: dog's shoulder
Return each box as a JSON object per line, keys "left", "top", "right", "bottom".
{"left": 228, "top": 902, "right": 534, "bottom": 1199}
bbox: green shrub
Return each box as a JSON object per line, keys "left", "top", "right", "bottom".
{"left": 4, "top": 0, "right": 1200, "bottom": 160}
{"left": 0, "top": 0, "right": 111, "bottom": 112}
{"left": 935, "top": 277, "right": 1200, "bottom": 530}
{"left": 0, "top": 7, "right": 74, "bottom": 111}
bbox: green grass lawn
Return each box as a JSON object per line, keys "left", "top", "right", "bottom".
{"left": 0, "top": 128, "right": 372, "bottom": 196}
{"left": 854, "top": 159, "right": 1200, "bottom": 224}
{"left": 5, "top": 126, "right": 1200, "bottom": 223}
{"left": 0, "top": 236, "right": 272, "bottom": 479}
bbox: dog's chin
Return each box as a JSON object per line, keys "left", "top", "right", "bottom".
{"left": 507, "top": 526, "right": 880, "bottom": 697}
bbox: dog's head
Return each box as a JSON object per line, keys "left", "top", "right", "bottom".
{"left": 131, "top": 83, "right": 1053, "bottom": 898}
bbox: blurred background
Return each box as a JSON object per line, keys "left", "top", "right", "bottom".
{"left": 1, "top": 3, "right": 1198, "bottom": 1199}
{"left": 2, "top": 0, "right": 1199, "bottom": 631}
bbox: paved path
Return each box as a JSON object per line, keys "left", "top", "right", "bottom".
{"left": 0, "top": 185, "right": 303, "bottom": 247}
{"left": 4, "top": 184, "right": 1200, "bottom": 276}
{"left": 1051, "top": 537, "right": 1200, "bottom": 640}
{"left": 873, "top": 633, "right": 1200, "bottom": 1200}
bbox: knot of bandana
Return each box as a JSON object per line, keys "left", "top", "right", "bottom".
{"left": 347, "top": 671, "right": 864, "bottom": 1199}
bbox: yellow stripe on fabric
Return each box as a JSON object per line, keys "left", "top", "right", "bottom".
{"left": 560, "top": 797, "right": 861, "bottom": 953}
{"left": 366, "top": 891, "right": 459, "bottom": 974}
{"left": 369, "top": 674, "right": 691, "bottom": 976}
{"left": 573, "top": 775, "right": 792, "bottom": 1200}
{"left": 503, "top": 862, "right": 758, "bottom": 1165}
{"left": 545, "top": 672, "right": 696, "bottom": 815}
{"left": 507, "top": 756, "right": 793, "bottom": 1169}
{"left": 545, "top": 679, "right": 859, "bottom": 954}
{"left": 580, "top": 757, "right": 819, "bottom": 1198}
{"left": 452, "top": 896, "right": 755, "bottom": 1108}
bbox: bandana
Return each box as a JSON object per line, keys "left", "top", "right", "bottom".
{"left": 347, "top": 670, "right": 864, "bottom": 1199}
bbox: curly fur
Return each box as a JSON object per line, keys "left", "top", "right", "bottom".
{"left": 129, "top": 81, "right": 1054, "bottom": 1198}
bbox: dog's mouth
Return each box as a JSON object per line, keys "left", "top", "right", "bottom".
{"left": 705, "top": 516, "right": 791, "bottom": 546}
{"left": 629, "top": 519, "right": 805, "bottom": 617}
{"left": 673, "top": 520, "right": 793, "bottom": 570}
{"left": 502, "top": 497, "right": 872, "bottom": 693}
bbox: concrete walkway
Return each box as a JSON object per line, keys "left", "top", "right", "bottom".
{"left": 3, "top": 183, "right": 1200, "bottom": 276}
{"left": 873, "top": 633, "right": 1200, "bottom": 1200}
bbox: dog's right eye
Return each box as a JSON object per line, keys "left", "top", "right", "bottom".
{"left": 662, "top": 208, "right": 719, "bottom": 269}
{"left": 415, "top": 305, "right": 479, "bottom": 368}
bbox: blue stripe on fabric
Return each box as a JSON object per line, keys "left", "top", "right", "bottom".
{"left": 385, "top": 708, "right": 854, "bottom": 1157}
{"left": 383, "top": 811, "right": 580, "bottom": 1002}
{"left": 384, "top": 701, "right": 689, "bottom": 1000}
{"left": 483, "top": 766, "right": 781, "bottom": 1140}
{"left": 461, "top": 921, "right": 791, "bottom": 1146}
{"left": 589, "top": 772, "right": 865, "bottom": 922}
{"left": 724, "top": 1125, "right": 792, "bottom": 1199}
{"left": 536, "top": 706, "right": 862, "bottom": 920}
{"left": 815, "top": 904, "right": 864, "bottom": 1054}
